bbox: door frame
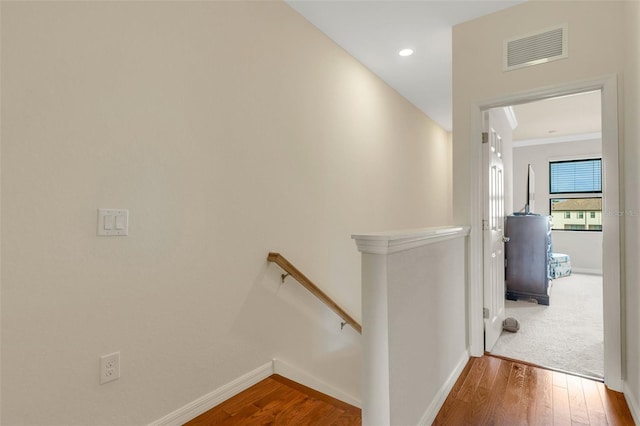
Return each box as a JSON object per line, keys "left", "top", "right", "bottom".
{"left": 467, "top": 75, "right": 622, "bottom": 391}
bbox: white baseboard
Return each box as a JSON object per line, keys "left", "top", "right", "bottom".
{"left": 273, "top": 358, "right": 361, "bottom": 408}
{"left": 623, "top": 381, "right": 640, "bottom": 426}
{"left": 148, "top": 361, "right": 273, "bottom": 426}
{"left": 149, "top": 359, "right": 361, "bottom": 425}
{"left": 571, "top": 267, "right": 603, "bottom": 275}
{"left": 418, "top": 350, "right": 470, "bottom": 426}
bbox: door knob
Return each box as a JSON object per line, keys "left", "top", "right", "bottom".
{"left": 502, "top": 236, "right": 510, "bottom": 243}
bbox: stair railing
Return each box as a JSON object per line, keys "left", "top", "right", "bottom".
{"left": 267, "top": 252, "right": 362, "bottom": 334}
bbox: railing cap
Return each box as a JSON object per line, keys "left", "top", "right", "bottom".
{"left": 352, "top": 225, "right": 470, "bottom": 255}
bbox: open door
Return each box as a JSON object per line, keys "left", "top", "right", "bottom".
{"left": 483, "top": 110, "right": 507, "bottom": 352}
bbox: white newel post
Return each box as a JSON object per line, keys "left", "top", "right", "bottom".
{"left": 352, "top": 226, "right": 470, "bottom": 426}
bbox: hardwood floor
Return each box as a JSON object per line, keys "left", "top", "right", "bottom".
{"left": 185, "top": 356, "right": 634, "bottom": 425}
{"left": 434, "top": 355, "right": 635, "bottom": 425}
{"left": 183, "top": 374, "right": 361, "bottom": 425}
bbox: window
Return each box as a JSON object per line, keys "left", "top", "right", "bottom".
{"left": 550, "top": 159, "right": 602, "bottom": 193}
{"left": 550, "top": 198, "right": 602, "bottom": 231}
{"left": 549, "top": 158, "right": 602, "bottom": 232}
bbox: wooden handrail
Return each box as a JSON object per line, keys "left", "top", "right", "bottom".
{"left": 267, "top": 252, "right": 362, "bottom": 334}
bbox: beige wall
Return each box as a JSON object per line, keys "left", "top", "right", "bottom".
{"left": 453, "top": 1, "right": 626, "bottom": 220}
{"left": 454, "top": 0, "right": 639, "bottom": 416}
{"left": 0, "top": 2, "right": 452, "bottom": 424}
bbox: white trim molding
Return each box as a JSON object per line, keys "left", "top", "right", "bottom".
{"left": 571, "top": 267, "right": 603, "bottom": 275}
{"left": 148, "top": 362, "right": 273, "bottom": 426}
{"left": 273, "top": 359, "right": 361, "bottom": 408}
{"left": 418, "top": 351, "right": 469, "bottom": 425}
{"left": 503, "top": 106, "right": 519, "bottom": 130}
{"left": 149, "top": 359, "right": 361, "bottom": 426}
{"left": 513, "top": 131, "right": 601, "bottom": 148}
{"left": 624, "top": 381, "right": 640, "bottom": 425}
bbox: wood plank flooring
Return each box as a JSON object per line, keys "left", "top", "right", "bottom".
{"left": 434, "top": 355, "right": 635, "bottom": 426}
{"left": 184, "top": 356, "right": 634, "bottom": 425}
{"left": 183, "top": 374, "right": 361, "bottom": 425}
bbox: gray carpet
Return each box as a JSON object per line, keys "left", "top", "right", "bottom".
{"left": 490, "top": 273, "right": 604, "bottom": 379}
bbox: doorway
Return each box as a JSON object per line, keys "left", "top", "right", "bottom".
{"left": 468, "top": 76, "right": 622, "bottom": 391}
{"left": 486, "top": 91, "right": 604, "bottom": 379}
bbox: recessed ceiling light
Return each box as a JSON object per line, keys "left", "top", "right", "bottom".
{"left": 398, "top": 48, "right": 414, "bottom": 57}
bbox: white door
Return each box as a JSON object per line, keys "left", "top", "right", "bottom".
{"left": 483, "top": 110, "right": 506, "bottom": 352}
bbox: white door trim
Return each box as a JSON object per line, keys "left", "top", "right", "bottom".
{"left": 467, "top": 74, "right": 623, "bottom": 391}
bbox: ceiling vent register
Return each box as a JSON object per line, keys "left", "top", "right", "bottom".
{"left": 504, "top": 24, "right": 568, "bottom": 71}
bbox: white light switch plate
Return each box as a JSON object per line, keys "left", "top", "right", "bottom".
{"left": 98, "top": 209, "right": 128, "bottom": 236}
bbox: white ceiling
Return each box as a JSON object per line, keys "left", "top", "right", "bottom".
{"left": 511, "top": 91, "right": 602, "bottom": 142}
{"left": 286, "top": 0, "right": 525, "bottom": 131}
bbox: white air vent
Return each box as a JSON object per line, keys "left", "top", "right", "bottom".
{"left": 504, "top": 24, "right": 568, "bottom": 71}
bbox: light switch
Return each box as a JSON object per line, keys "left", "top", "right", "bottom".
{"left": 98, "top": 209, "right": 129, "bottom": 236}
{"left": 103, "top": 215, "right": 115, "bottom": 230}
{"left": 115, "top": 214, "right": 126, "bottom": 230}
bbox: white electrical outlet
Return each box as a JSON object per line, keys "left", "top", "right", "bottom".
{"left": 100, "top": 352, "right": 120, "bottom": 384}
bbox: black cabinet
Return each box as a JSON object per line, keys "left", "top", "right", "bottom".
{"left": 505, "top": 215, "right": 552, "bottom": 305}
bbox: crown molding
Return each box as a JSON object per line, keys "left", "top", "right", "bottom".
{"left": 513, "top": 131, "right": 601, "bottom": 147}
{"left": 503, "top": 106, "right": 518, "bottom": 130}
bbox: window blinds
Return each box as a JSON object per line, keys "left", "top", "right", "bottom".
{"left": 550, "top": 159, "right": 602, "bottom": 193}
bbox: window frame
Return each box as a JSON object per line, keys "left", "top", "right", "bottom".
{"left": 549, "top": 196, "right": 603, "bottom": 232}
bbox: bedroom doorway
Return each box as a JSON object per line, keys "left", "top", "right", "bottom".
{"left": 470, "top": 76, "right": 622, "bottom": 391}
{"left": 486, "top": 90, "right": 604, "bottom": 379}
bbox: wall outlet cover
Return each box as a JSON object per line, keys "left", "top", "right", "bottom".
{"left": 100, "top": 352, "right": 120, "bottom": 384}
